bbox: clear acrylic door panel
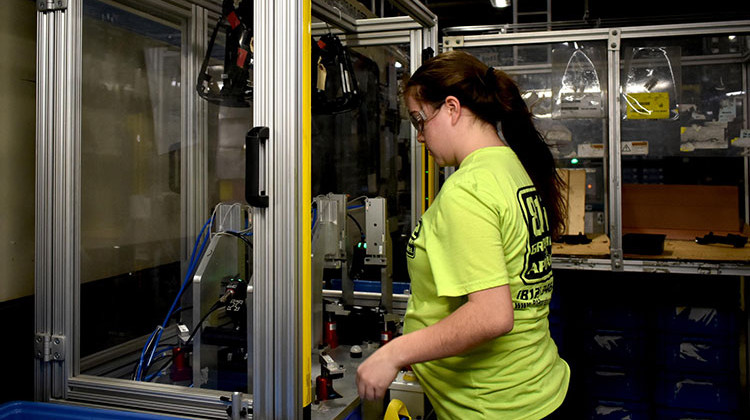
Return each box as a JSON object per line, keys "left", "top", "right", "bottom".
{"left": 312, "top": 42, "right": 413, "bottom": 289}
{"left": 463, "top": 43, "right": 610, "bottom": 238}
{"left": 619, "top": 32, "right": 749, "bottom": 258}
{"left": 79, "top": 0, "right": 253, "bottom": 394}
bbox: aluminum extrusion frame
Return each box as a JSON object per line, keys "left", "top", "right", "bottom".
{"left": 444, "top": 20, "right": 750, "bottom": 276}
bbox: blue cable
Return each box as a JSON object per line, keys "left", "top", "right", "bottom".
{"left": 139, "top": 230, "right": 207, "bottom": 378}
{"left": 144, "top": 371, "right": 162, "bottom": 382}
{"left": 147, "top": 220, "right": 212, "bottom": 366}
{"left": 136, "top": 215, "right": 214, "bottom": 380}
{"left": 154, "top": 344, "right": 173, "bottom": 354}
{"left": 143, "top": 347, "right": 176, "bottom": 382}
{"left": 134, "top": 328, "right": 159, "bottom": 380}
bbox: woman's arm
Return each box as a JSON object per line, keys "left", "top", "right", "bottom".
{"left": 356, "top": 284, "right": 514, "bottom": 400}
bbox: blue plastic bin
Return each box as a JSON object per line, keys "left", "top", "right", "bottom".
{"left": 656, "top": 407, "right": 740, "bottom": 420}
{"left": 584, "top": 366, "right": 649, "bottom": 401}
{"left": 585, "top": 306, "right": 647, "bottom": 330}
{"left": 549, "top": 286, "right": 562, "bottom": 312}
{"left": 657, "top": 334, "right": 737, "bottom": 373}
{"left": 590, "top": 400, "right": 650, "bottom": 420}
{"left": 549, "top": 314, "right": 564, "bottom": 350}
{"left": 656, "top": 307, "right": 736, "bottom": 337}
{"left": 585, "top": 329, "right": 647, "bottom": 365}
{"left": 654, "top": 372, "right": 738, "bottom": 413}
{"left": 329, "top": 279, "right": 411, "bottom": 295}
{"left": 0, "top": 401, "right": 189, "bottom": 420}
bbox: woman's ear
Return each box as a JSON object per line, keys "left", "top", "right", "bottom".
{"left": 444, "top": 95, "right": 461, "bottom": 124}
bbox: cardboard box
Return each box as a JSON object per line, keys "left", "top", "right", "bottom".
{"left": 558, "top": 169, "right": 587, "bottom": 235}
{"left": 622, "top": 184, "right": 740, "bottom": 240}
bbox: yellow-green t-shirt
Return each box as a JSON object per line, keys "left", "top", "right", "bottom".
{"left": 404, "top": 146, "right": 569, "bottom": 420}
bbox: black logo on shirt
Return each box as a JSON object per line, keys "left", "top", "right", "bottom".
{"left": 406, "top": 219, "right": 422, "bottom": 259}
{"left": 516, "top": 186, "right": 553, "bottom": 285}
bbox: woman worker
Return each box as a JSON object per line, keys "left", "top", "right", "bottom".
{"left": 356, "top": 50, "right": 570, "bottom": 419}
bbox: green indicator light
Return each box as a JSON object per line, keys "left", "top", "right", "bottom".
{"left": 425, "top": 170, "right": 429, "bottom": 174}
{"left": 363, "top": 243, "right": 367, "bottom": 249}
{"left": 570, "top": 158, "right": 579, "bottom": 165}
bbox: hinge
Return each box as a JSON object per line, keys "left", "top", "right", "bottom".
{"left": 34, "top": 333, "right": 49, "bottom": 361}
{"left": 34, "top": 333, "right": 66, "bottom": 362}
{"left": 37, "top": 0, "right": 68, "bottom": 12}
{"left": 442, "top": 36, "right": 464, "bottom": 49}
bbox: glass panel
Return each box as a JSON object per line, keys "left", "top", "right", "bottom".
{"left": 467, "top": 44, "right": 550, "bottom": 68}
{"left": 204, "top": 23, "right": 252, "bottom": 205}
{"left": 311, "top": 40, "right": 411, "bottom": 333}
{"left": 619, "top": 33, "right": 749, "bottom": 260}
{"left": 195, "top": 18, "right": 252, "bottom": 394}
{"left": 80, "top": 0, "right": 184, "bottom": 362}
{"left": 466, "top": 43, "right": 610, "bottom": 251}
{"left": 80, "top": 0, "right": 253, "bottom": 394}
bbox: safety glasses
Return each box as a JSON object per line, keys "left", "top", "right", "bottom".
{"left": 409, "top": 101, "right": 444, "bottom": 134}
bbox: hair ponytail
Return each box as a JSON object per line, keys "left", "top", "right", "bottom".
{"left": 499, "top": 100, "right": 566, "bottom": 239}
{"left": 406, "top": 51, "right": 566, "bottom": 237}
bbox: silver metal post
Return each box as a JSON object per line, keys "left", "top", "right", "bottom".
{"left": 231, "top": 391, "right": 242, "bottom": 419}
{"left": 607, "top": 29, "right": 624, "bottom": 271}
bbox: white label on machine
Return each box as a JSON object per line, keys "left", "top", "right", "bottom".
{"left": 680, "top": 123, "right": 727, "bottom": 150}
{"left": 621, "top": 141, "right": 649, "bottom": 155}
{"left": 577, "top": 143, "right": 604, "bottom": 158}
{"left": 559, "top": 93, "right": 604, "bottom": 118}
{"left": 731, "top": 129, "right": 750, "bottom": 148}
{"left": 718, "top": 102, "right": 736, "bottom": 122}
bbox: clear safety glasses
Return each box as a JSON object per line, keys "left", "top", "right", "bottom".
{"left": 409, "top": 101, "right": 444, "bottom": 134}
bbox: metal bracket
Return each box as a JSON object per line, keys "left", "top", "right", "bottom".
{"left": 37, "top": 0, "right": 68, "bottom": 12}
{"left": 610, "top": 249, "right": 624, "bottom": 272}
{"left": 220, "top": 392, "right": 252, "bottom": 419}
{"left": 442, "top": 36, "right": 464, "bottom": 49}
{"left": 608, "top": 28, "right": 621, "bottom": 51}
{"left": 364, "top": 198, "right": 387, "bottom": 266}
{"left": 50, "top": 335, "right": 66, "bottom": 361}
{"left": 34, "top": 333, "right": 66, "bottom": 362}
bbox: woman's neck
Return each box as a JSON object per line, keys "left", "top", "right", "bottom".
{"left": 454, "top": 121, "right": 506, "bottom": 166}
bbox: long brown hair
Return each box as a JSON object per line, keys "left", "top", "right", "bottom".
{"left": 405, "top": 50, "right": 566, "bottom": 237}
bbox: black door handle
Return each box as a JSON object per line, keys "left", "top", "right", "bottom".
{"left": 246, "top": 126, "right": 269, "bottom": 208}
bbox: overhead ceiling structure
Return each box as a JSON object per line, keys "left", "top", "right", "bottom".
{"left": 351, "top": 0, "right": 750, "bottom": 38}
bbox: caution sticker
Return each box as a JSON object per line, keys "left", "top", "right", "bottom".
{"left": 624, "top": 92, "right": 670, "bottom": 119}
{"left": 621, "top": 141, "right": 649, "bottom": 155}
{"left": 576, "top": 142, "right": 648, "bottom": 157}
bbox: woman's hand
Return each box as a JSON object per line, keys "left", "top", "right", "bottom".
{"left": 356, "top": 343, "right": 401, "bottom": 401}
{"left": 355, "top": 285, "right": 513, "bottom": 401}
